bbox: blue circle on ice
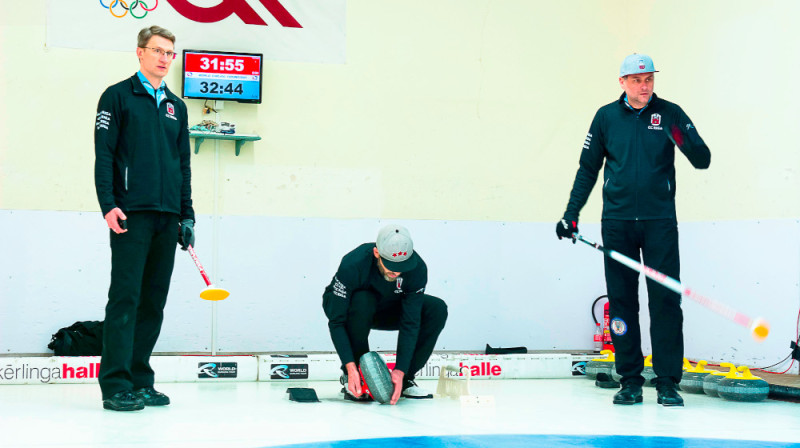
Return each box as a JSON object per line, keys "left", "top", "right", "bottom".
{"left": 267, "top": 434, "right": 800, "bottom": 448}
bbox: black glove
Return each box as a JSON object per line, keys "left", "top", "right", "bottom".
{"left": 178, "top": 219, "right": 195, "bottom": 250}
{"left": 556, "top": 218, "right": 578, "bottom": 243}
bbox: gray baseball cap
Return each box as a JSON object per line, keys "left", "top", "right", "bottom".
{"left": 376, "top": 224, "right": 419, "bottom": 272}
{"left": 619, "top": 53, "right": 658, "bottom": 77}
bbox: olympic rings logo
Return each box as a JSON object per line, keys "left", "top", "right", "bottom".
{"left": 99, "top": 0, "right": 158, "bottom": 19}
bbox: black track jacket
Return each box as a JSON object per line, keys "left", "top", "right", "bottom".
{"left": 94, "top": 74, "right": 194, "bottom": 222}
{"left": 322, "top": 243, "right": 428, "bottom": 374}
{"left": 565, "top": 93, "right": 710, "bottom": 222}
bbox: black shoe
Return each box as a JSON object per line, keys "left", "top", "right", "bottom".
{"left": 103, "top": 391, "right": 145, "bottom": 411}
{"left": 656, "top": 382, "right": 684, "bottom": 407}
{"left": 613, "top": 383, "right": 643, "bottom": 405}
{"left": 595, "top": 372, "right": 621, "bottom": 389}
{"left": 133, "top": 387, "right": 170, "bottom": 406}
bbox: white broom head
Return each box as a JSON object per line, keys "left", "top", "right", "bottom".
{"left": 436, "top": 365, "right": 470, "bottom": 399}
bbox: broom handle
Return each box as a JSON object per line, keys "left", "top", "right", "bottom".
{"left": 187, "top": 245, "right": 213, "bottom": 287}
{"left": 575, "top": 234, "right": 753, "bottom": 328}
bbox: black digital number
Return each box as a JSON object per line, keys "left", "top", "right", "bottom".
{"left": 200, "top": 82, "right": 244, "bottom": 96}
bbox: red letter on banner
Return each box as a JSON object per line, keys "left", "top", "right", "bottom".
{"left": 166, "top": 0, "right": 302, "bottom": 27}
{"left": 259, "top": 0, "right": 302, "bottom": 28}
{"left": 166, "top": 0, "right": 267, "bottom": 25}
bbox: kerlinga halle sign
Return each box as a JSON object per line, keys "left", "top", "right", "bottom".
{"left": 47, "top": 0, "right": 346, "bottom": 64}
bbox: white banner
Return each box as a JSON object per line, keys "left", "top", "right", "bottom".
{"left": 46, "top": 0, "right": 346, "bottom": 64}
{"left": 258, "top": 353, "right": 583, "bottom": 382}
{"left": 0, "top": 356, "right": 258, "bottom": 385}
{"left": 0, "top": 354, "right": 586, "bottom": 384}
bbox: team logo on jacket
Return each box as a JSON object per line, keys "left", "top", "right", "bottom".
{"left": 165, "top": 102, "right": 177, "bottom": 121}
{"left": 394, "top": 277, "right": 403, "bottom": 293}
{"left": 650, "top": 113, "right": 661, "bottom": 126}
{"left": 648, "top": 113, "right": 662, "bottom": 131}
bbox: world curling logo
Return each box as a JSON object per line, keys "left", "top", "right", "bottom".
{"left": 270, "top": 364, "right": 309, "bottom": 380}
{"left": 198, "top": 362, "right": 238, "bottom": 379}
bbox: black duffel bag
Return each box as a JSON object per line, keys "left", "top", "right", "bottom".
{"left": 48, "top": 321, "right": 104, "bottom": 356}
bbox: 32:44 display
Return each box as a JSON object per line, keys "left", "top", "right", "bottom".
{"left": 199, "top": 82, "right": 244, "bottom": 95}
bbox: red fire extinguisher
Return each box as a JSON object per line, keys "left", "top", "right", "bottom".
{"left": 592, "top": 295, "right": 614, "bottom": 353}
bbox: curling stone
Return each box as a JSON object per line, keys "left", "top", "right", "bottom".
{"left": 642, "top": 355, "right": 656, "bottom": 387}
{"left": 679, "top": 360, "right": 716, "bottom": 394}
{"left": 702, "top": 362, "right": 736, "bottom": 397}
{"left": 718, "top": 366, "right": 770, "bottom": 402}
{"left": 359, "top": 351, "right": 393, "bottom": 404}
{"left": 610, "top": 354, "right": 659, "bottom": 384}
{"left": 594, "top": 372, "right": 620, "bottom": 389}
{"left": 611, "top": 363, "right": 622, "bottom": 383}
{"left": 585, "top": 350, "right": 615, "bottom": 380}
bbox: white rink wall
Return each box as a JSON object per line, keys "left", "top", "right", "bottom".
{"left": 1, "top": 1, "right": 799, "bottom": 375}
{"left": 1, "top": 210, "right": 797, "bottom": 372}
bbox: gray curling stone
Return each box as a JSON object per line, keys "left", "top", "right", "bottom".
{"left": 586, "top": 350, "right": 615, "bottom": 380}
{"left": 718, "top": 366, "right": 770, "bottom": 402}
{"left": 642, "top": 355, "right": 656, "bottom": 387}
{"left": 359, "top": 351, "right": 393, "bottom": 404}
{"left": 612, "top": 365, "right": 622, "bottom": 383}
{"left": 680, "top": 360, "right": 714, "bottom": 394}
{"left": 595, "top": 372, "right": 620, "bottom": 389}
{"left": 611, "top": 354, "right": 655, "bottom": 385}
{"left": 703, "top": 362, "right": 736, "bottom": 397}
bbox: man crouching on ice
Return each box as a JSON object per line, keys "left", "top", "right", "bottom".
{"left": 322, "top": 225, "right": 448, "bottom": 404}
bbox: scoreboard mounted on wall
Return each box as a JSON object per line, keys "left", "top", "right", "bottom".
{"left": 182, "top": 49, "right": 263, "bottom": 104}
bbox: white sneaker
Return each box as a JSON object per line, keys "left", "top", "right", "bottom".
{"left": 401, "top": 379, "right": 433, "bottom": 399}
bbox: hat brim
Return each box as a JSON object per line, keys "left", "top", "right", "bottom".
{"left": 621, "top": 70, "right": 659, "bottom": 77}
{"left": 381, "top": 251, "right": 419, "bottom": 273}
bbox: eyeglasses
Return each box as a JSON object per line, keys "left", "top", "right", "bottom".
{"left": 141, "top": 47, "right": 176, "bottom": 60}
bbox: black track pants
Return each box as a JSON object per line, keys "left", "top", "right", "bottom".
{"left": 99, "top": 211, "right": 179, "bottom": 399}
{"left": 602, "top": 218, "right": 683, "bottom": 386}
{"left": 345, "top": 290, "right": 448, "bottom": 379}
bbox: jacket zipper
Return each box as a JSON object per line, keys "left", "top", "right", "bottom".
{"left": 125, "top": 167, "right": 128, "bottom": 191}
{"left": 634, "top": 112, "right": 640, "bottom": 220}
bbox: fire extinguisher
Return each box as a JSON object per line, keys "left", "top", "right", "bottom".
{"left": 592, "top": 295, "right": 614, "bottom": 353}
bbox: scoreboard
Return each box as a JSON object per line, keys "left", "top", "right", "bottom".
{"left": 182, "top": 50, "right": 263, "bottom": 104}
